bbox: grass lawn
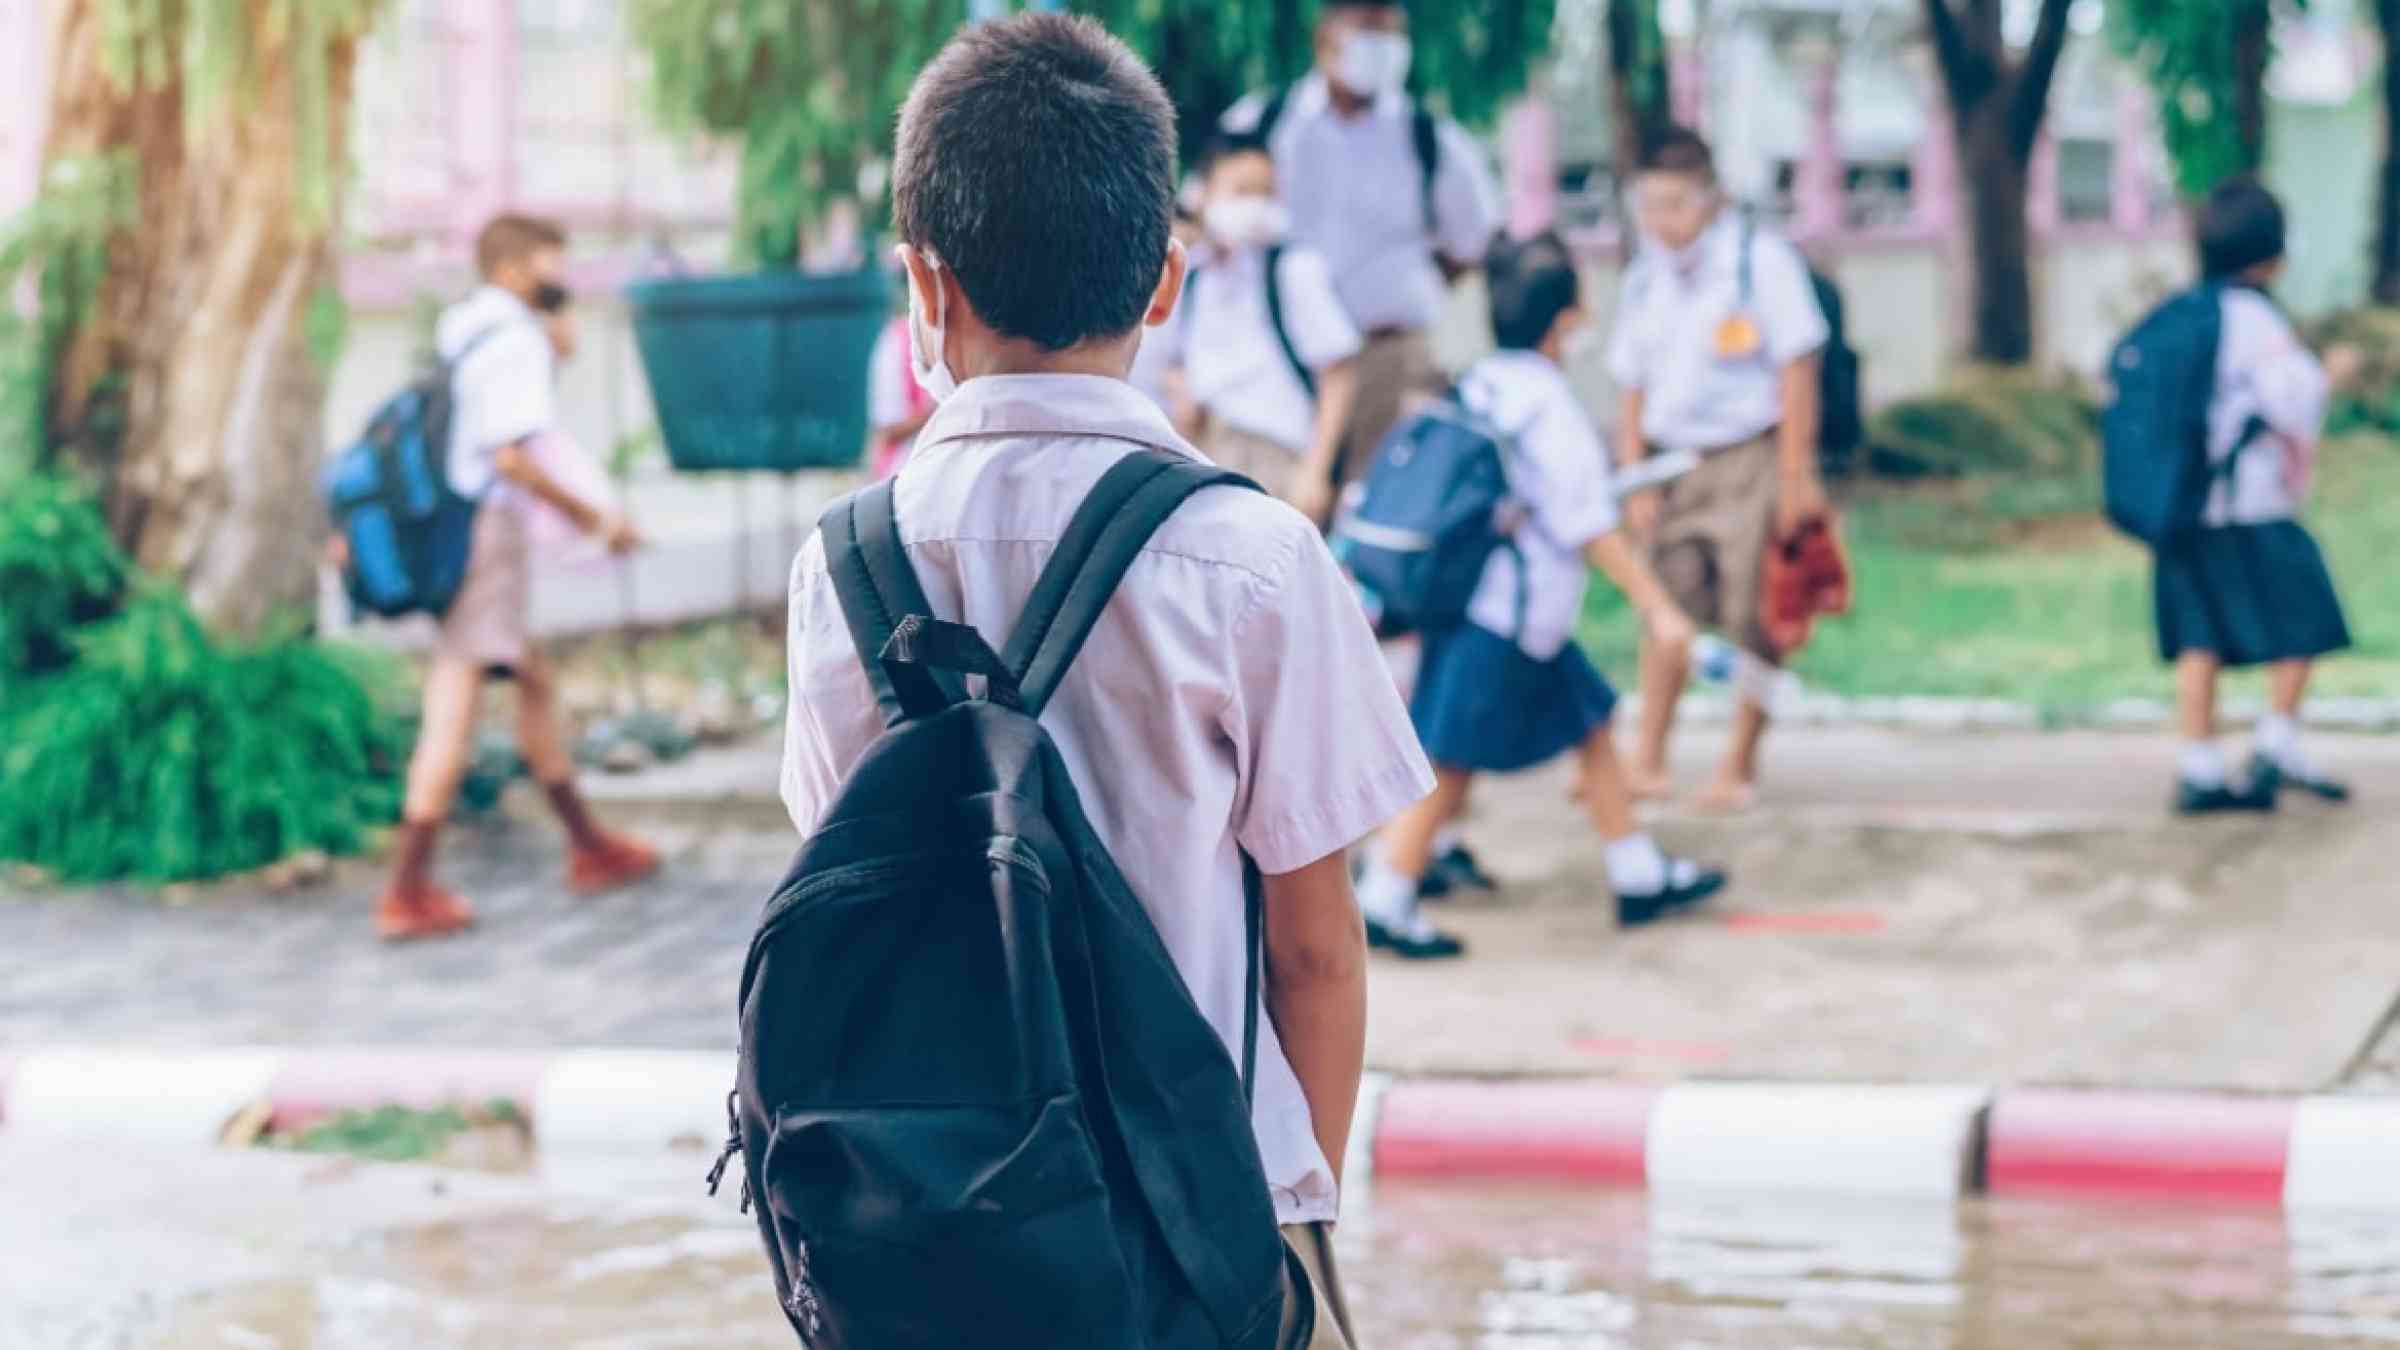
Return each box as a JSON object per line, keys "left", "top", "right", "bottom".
{"left": 1577, "top": 432, "right": 2400, "bottom": 710}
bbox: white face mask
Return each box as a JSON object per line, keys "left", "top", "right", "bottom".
{"left": 1334, "top": 31, "right": 1412, "bottom": 99}
{"left": 1203, "top": 195, "right": 1289, "bottom": 250}
{"left": 905, "top": 250, "right": 959, "bottom": 403}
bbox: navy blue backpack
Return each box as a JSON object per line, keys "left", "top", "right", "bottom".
{"left": 2103, "top": 286, "right": 2236, "bottom": 546}
{"left": 321, "top": 328, "right": 505, "bottom": 618}
{"left": 1330, "top": 396, "right": 1523, "bottom": 637}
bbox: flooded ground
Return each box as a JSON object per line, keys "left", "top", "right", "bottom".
{"left": 10, "top": 1142, "right": 2400, "bottom": 1349}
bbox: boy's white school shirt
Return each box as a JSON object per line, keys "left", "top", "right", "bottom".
{"left": 780, "top": 373, "right": 1435, "bottom": 1225}
{"left": 2205, "top": 286, "right": 2330, "bottom": 526}
{"left": 1459, "top": 351, "right": 1625, "bottom": 661}
{"left": 1223, "top": 75, "right": 1500, "bottom": 334}
{"left": 436, "top": 284, "right": 556, "bottom": 500}
{"left": 1604, "top": 212, "right": 1829, "bottom": 453}
{"left": 1153, "top": 240, "right": 1363, "bottom": 453}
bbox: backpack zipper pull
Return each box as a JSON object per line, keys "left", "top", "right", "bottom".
{"left": 705, "top": 1088, "right": 742, "bottom": 1199}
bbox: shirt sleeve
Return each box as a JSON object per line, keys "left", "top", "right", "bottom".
{"left": 1222, "top": 516, "right": 1434, "bottom": 875}
{"left": 868, "top": 322, "right": 910, "bottom": 430}
{"left": 1605, "top": 266, "right": 1652, "bottom": 390}
{"left": 780, "top": 535, "right": 871, "bottom": 838}
{"left": 1752, "top": 234, "right": 1831, "bottom": 367}
{"left": 1277, "top": 249, "right": 1364, "bottom": 370}
{"left": 2227, "top": 292, "right": 2331, "bottom": 446}
{"left": 1221, "top": 91, "right": 1270, "bottom": 134}
{"left": 463, "top": 326, "right": 557, "bottom": 453}
{"left": 1431, "top": 118, "right": 1501, "bottom": 266}
{"left": 1524, "top": 394, "right": 1622, "bottom": 548}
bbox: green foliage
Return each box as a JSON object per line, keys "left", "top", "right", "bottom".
{"left": 2312, "top": 306, "right": 2400, "bottom": 436}
{"left": 632, "top": 0, "right": 968, "bottom": 268}
{"left": 0, "top": 472, "right": 131, "bottom": 696}
{"left": 2109, "top": 0, "right": 2293, "bottom": 196}
{"left": 0, "top": 573, "right": 410, "bottom": 886}
{"left": 266, "top": 1100, "right": 526, "bottom": 1163}
{"left": 1864, "top": 370, "right": 2102, "bottom": 487}
{"left": 0, "top": 154, "right": 141, "bottom": 477}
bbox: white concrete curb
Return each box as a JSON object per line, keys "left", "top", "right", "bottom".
{"left": 1646, "top": 1082, "right": 1992, "bottom": 1201}
{"left": 2285, "top": 1096, "right": 2400, "bottom": 1211}
{"left": 6, "top": 1048, "right": 284, "bottom": 1146}
{"left": 532, "top": 1049, "right": 735, "bottom": 1154}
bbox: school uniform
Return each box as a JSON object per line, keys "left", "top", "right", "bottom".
{"left": 1225, "top": 75, "right": 1500, "bottom": 473}
{"left": 781, "top": 373, "right": 1434, "bottom": 1317}
{"left": 1409, "top": 350, "right": 1624, "bottom": 774}
{"left": 433, "top": 284, "right": 555, "bottom": 671}
{"left": 1606, "top": 213, "right": 1828, "bottom": 662}
{"left": 2154, "top": 286, "right": 2350, "bottom": 667}
{"left": 1152, "top": 241, "right": 1362, "bottom": 491}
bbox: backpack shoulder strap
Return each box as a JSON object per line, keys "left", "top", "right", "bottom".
{"left": 1004, "top": 450, "right": 1261, "bottom": 717}
{"left": 1262, "top": 244, "right": 1317, "bottom": 398}
{"left": 1411, "top": 103, "right": 1441, "bottom": 233}
{"left": 818, "top": 482, "right": 963, "bottom": 727}
{"left": 1737, "top": 208, "right": 1757, "bottom": 309}
{"left": 1256, "top": 85, "right": 1292, "bottom": 146}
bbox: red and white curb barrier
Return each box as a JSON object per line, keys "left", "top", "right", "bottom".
{"left": 6, "top": 1051, "right": 2399, "bottom": 1209}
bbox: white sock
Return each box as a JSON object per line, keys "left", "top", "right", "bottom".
{"left": 2255, "top": 713, "right": 2305, "bottom": 771}
{"left": 1356, "top": 856, "right": 1421, "bottom": 929}
{"left": 1603, "top": 833, "right": 1668, "bottom": 896}
{"left": 1431, "top": 824, "right": 1465, "bottom": 858}
{"left": 2179, "top": 741, "right": 2228, "bottom": 789}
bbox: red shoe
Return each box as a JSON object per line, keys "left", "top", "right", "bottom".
{"left": 374, "top": 884, "right": 476, "bottom": 941}
{"left": 567, "top": 831, "right": 661, "bottom": 896}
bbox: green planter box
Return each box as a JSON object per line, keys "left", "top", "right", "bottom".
{"left": 627, "top": 269, "right": 891, "bottom": 473}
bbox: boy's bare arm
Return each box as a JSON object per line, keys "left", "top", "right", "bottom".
{"left": 1775, "top": 353, "right": 1827, "bottom": 536}
{"left": 493, "top": 440, "right": 637, "bottom": 552}
{"left": 1585, "top": 531, "right": 1694, "bottom": 648}
{"left": 1261, "top": 850, "right": 1369, "bottom": 1187}
{"left": 1293, "top": 356, "right": 1360, "bottom": 525}
{"left": 1617, "top": 388, "right": 1661, "bottom": 537}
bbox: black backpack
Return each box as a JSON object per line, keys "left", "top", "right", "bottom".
{"left": 1182, "top": 244, "right": 1317, "bottom": 396}
{"left": 714, "top": 450, "right": 1301, "bottom": 1350}
{"left": 1735, "top": 213, "right": 1863, "bottom": 469}
{"left": 2102, "top": 285, "right": 2263, "bottom": 546}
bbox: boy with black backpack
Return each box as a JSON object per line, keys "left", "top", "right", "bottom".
{"left": 1344, "top": 234, "right": 1728, "bottom": 960}
{"left": 2106, "top": 179, "right": 2362, "bottom": 813}
{"left": 769, "top": 16, "right": 1432, "bottom": 1348}
{"left": 1154, "top": 129, "right": 1362, "bottom": 526}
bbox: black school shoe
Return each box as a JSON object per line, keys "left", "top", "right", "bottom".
{"left": 1616, "top": 863, "right": 1728, "bottom": 927}
{"left": 1364, "top": 912, "right": 1468, "bottom": 961}
{"left": 2248, "top": 753, "right": 2353, "bottom": 804}
{"left": 1417, "top": 843, "right": 1500, "bottom": 902}
{"left": 2173, "top": 775, "right": 2278, "bottom": 816}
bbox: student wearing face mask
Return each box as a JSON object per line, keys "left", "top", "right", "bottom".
{"left": 1152, "top": 130, "right": 1362, "bottom": 526}
{"left": 1221, "top": 0, "right": 1500, "bottom": 485}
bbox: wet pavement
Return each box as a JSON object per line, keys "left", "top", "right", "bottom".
{"left": 11, "top": 1141, "right": 2400, "bottom": 1348}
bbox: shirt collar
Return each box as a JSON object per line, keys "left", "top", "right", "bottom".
{"left": 1291, "top": 72, "right": 1408, "bottom": 124}
{"left": 915, "top": 373, "right": 1200, "bottom": 460}
{"left": 1655, "top": 211, "right": 1738, "bottom": 282}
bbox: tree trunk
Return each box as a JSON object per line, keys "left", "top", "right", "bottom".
{"left": 1604, "top": 0, "right": 1670, "bottom": 180}
{"left": 40, "top": 0, "right": 362, "bottom": 637}
{"left": 1958, "top": 100, "right": 2037, "bottom": 365}
{"left": 2376, "top": 0, "right": 2400, "bottom": 302}
{"left": 2232, "top": 0, "right": 2272, "bottom": 176}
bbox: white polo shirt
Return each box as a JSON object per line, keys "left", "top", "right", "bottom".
{"left": 1152, "top": 242, "right": 1363, "bottom": 453}
{"left": 1606, "top": 213, "right": 1829, "bottom": 453}
{"left": 1224, "top": 75, "right": 1500, "bottom": 334}
{"left": 2205, "top": 287, "right": 2330, "bottom": 527}
{"left": 1460, "top": 351, "right": 1624, "bottom": 660}
{"left": 435, "top": 285, "right": 555, "bottom": 499}
{"left": 781, "top": 373, "right": 1434, "bottom": 1225}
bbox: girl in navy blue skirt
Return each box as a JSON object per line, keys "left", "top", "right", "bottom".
{"left": 1351, "top": 235, "right": 1729, "bottom": 960}
{"left": 2163, "top": 180, "right": 2362, "bottom": 814}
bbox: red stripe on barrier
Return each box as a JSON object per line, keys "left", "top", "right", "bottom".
{"left": 1375, "top": 1080, "right": 1659, "bottom": 1184}
{"left": 1986, "top": 1090, "right": 2296, "bottom": 1204}
{"left": 263, "top": 1049, "right": 550, "bottom": 1132}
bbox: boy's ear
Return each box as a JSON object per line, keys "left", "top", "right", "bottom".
{"left": 895, "top": 243, "right": 945, "bottom": 318}
{"left": 1142, "top": 237, "right": 1190, "bottom": 330}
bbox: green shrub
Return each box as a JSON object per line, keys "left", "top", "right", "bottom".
{"left": 0, "top": 472, "right": 129, "bottom": 695}
{"left": 0, "top": 585, "right": 409, "bottom": 885}
{"left": 1863, "top": 369, "right": 2101, "bottom": 483}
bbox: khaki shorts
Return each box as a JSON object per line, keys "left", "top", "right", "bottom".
{"left": 1201, "top": 420, "right": 1304, "bottom": 498}
{"left": 433, "top": 500, "right": 531, "bottom": 671}
{"left": 1279, "top": 1222, "right": 1362, "bottom": 1350}
{"left": 1342, "top": 328, "right": 1444, "bottom": 480}
{"left": 1651, "top": 432, "right": 1783, "bottom": 663}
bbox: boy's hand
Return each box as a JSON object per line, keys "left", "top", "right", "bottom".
{"left": 1287, "top": 467, "right": 1338, "bottom": 528}
{"left": 1776, "top": 468, "right": 1828, "bottom": 541}
{"left": 2325, "top": 342, "right": 2369, "bottom": 393}
{"left": 1644, "top": 602, "right": 1696, "bottom": 651}
{"left": 322, "top": 534, "right": 351, "bottom": 571}
{"left": 597, "top": 512, "right": 643, "bottom": 556}
{"left": 1624, "top": 490, "right": 1663, "bottom": 538}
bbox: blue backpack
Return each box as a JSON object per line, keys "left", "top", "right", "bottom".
{"left": 321, "top": 328, "right": 506, "bottom": 618}
{"left": 2104, "top": 286, "right": 2244, "bottom": 546}
{"left": 1330, "top": 395, "right": 1523, "bottom": 637}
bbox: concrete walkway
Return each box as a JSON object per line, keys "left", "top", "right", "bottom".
{"left": 6, "top": 726, "right": 2399, "bottom": 1096}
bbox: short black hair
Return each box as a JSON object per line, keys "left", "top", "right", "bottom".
{"left": 1196, "top": 128, "right": 1273, "bottom": 182}
{"left": 1486, "top": 232, "right": 1581, "bottom": 351}
{"left": 894, "top": 14, "right": 1177, "bottom": 351}
{"left": 1636, "top": 125, "right": 1716, "bottom": 182}
{"left": 2197, "top": 177, "right": 2287, "bottom": 280}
